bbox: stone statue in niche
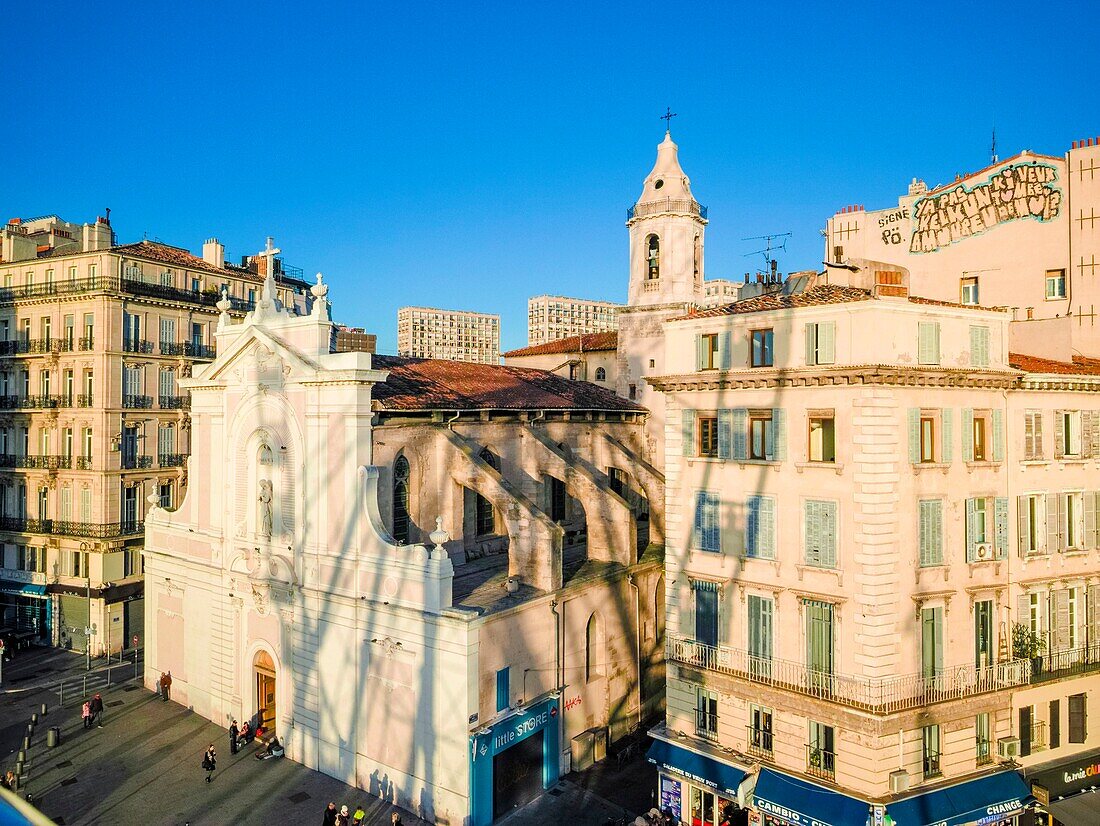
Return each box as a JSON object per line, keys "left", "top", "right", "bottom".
{"left": 258, "top": 479, "right": 273, "bottom": 538}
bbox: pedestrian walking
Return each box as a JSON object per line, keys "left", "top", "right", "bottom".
{"left": 162, "top": 671, "right": 173, "bottom": 702}
{"left": 90, "top": 693, "right": 104, "bottom": 727}
{"left": 81, "top": 700, "right": 92, "bottom": 729}
{"left": 322, "top": 802, "right": 338, "bottom": 826}
{"left": 335, "top": 805, "right": 350, "bottom": 826}
{"left": 229, "top": 720, "right": 239, "bottom": 755}
{"left": 352, "top": 804, "right": 366, "bottom": 825}
{"left": 201, "top": 744, "right": 217, "bottom": 783}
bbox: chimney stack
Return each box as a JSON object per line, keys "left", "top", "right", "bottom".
{"left": 82, "top": 221, "right": 113, "bottom": 252}
{"left": 202, "top": 238, "right": 225, "bottom": 269}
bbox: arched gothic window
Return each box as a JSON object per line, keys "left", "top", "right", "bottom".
{"left": 594, "top": 367, "right": 606, "bottom": 381}
{"left": 693, "top": 234, "right": 701, "bottom": 281}
{"left": 475, "top": 448, "right": 498, "bottom": 536}
{"left": 393, "top": 455, "right": 410, "bottom": 544}
{"left": 585, "top": 612, "right": 603, "bottom": 682}
{"left": 646, "top": 235, "right": 660, "bottom": 280}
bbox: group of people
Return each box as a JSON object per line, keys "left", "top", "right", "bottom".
{"left": 323, "top": 802, "right": 401, "bottom": 826}
{"left": 80, "top": 693, "right": 104, "bottom": 729}
{"left": 0, "top": 770, "right": 15, "bottom": 791}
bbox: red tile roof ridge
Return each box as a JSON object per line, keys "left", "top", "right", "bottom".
{"left": 1009, "top": 352, "right": 1100, "bottom": 376}
{"left": 112, "top": 240, "right": 309, "bottom": 286}
{"left": 503, "top": 331, "right": 618, "bottom": 357}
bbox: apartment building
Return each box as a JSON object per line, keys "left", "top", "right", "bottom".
{"left": 526, "top": 295, "right": 621, "bottom": 347}
{"left": 397, "top": 306, "right": 500, "bottom": 364}
{"left": 700, "top": 279, "right": 741, "bottom": 307}
{"left": 0, "top": 215, "right": 309, "bottom": 656}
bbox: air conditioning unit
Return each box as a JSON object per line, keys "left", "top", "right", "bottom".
{"left": 997, "top": 736, "right": 1020, "bottom": 760}
{"left": 889, "top": 770, "right": 910, "bottom": 794}
{"left": 975, "top": 543, "right": 993, "bottom": 561}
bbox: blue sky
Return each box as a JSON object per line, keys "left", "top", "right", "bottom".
{"left": 3, "top": 1, "right": 1098, "bottom": 353}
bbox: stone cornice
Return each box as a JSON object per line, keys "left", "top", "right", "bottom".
{"left": 647, "top": 365, "right": 1020, "bottom": 392}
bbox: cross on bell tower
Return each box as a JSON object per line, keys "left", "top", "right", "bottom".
{"left": 660, "top": 107, "right": 677, "bottom": 134}
{"left": 255, "top": 236, "right": 281, "bottom": 279}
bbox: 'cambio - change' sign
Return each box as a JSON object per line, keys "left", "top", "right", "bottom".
{"left": 909, "top": 162, "right": 1062, "bottom": 254}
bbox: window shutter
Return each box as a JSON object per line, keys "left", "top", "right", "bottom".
{"left": 1088, "top": 584, "right": 1100, "bottom": 647}
{"left": 994, "top": 497, "right": 1009, "bottom": 559}
{"left": 1046, "top": 493, "right": 1061, "bottom": 552}
{"left": 1016, "top": 593, "right": 1030, "bottom": 627}
{"left": 1034, "top": 412, "right": 1044, "bottom": 459}
{"left": 772, "top": 408, "right": 787, "bottom": 462}
{"left": 961, "top": 409, "right": 974, "bottom": 462}
{"left": 805, "top": 322, "right": 816, "bottom": 365}
{"left": 941, "top": 408, "right": 953, "bottom": 464}
{"left": 1050, "top": 700, "right": 1061, "bottom": 749}
{"left": 823, "top": 501, "right": 836, "bottom": 567}
{"left": 732, "top": 408, "right": 748, "bottom": 460}
{"left": 970, "top": 325, "right": 990, "bottom": 368}
{"left": 908, "top": 409, "right": 920, "bottom": 464}
{"left": 717, "top": 409, "right": 732, "bottom": 459}
{"left": 1068, "top": 694, "right": 1087, "bottom": 743}
{"left": 1092, "top": 411, "right": 1100, "bottom": 457}
{"left": 1054, "top": 412, "right": 1065, "bottom": 459}
{"left": 804, "top": 502, "right": 819, "bottom": 566}
{"left": 819, "top": 321, "right": 835, "bottom": 364}
{"left": 992, "top": 409, "right": 1005, "bottom": 462}
{"left": 1086, "top": 492, "right": 1098, "bottom": 549}
{"left": 965, "top": 498, "right": 978, "bottom": 561}
{"left": 682, "top": 409, "right": 695, "bottom": 458}
{"left": 693, "top": 492, "right": 706, "bottom": 548}
{"left": 1084, "top": 411, "right": 1097, "bottom": 460}
{"left": 1052, "top": 589, "right": 1071, "bottom": 652}
{"left": 1017, "top": 496, "right": 1030, "bottom": 555}
{"left": 695, "top": 334, "right": 705, "bottom": 371}
{"left": 918, "top": 322, "right": 940, "bottom": 364}
{"left": 919, "top": 500, "right": 942, "bottom": 566}
{"left": 760, "top": 496, "right": 775, "bottom": 559}
{"left": 1019, "top": 706, "right": 1032, "bottom": 757}
{"left": 1024, "top": 413, "right": 1035, "bottom": 458}
{"left": 718, "top": 331, "right": 731, "bottom": 370}
{"left": 745, "top": 497, "right": 758, "bottom": 557}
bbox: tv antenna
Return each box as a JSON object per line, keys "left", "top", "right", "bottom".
{"left": 742, "top": 232, "right": 792, "bottom": 275}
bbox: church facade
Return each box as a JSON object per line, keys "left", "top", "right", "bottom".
{"left": 142, "top": 271, "right": 665, "bottom": 824}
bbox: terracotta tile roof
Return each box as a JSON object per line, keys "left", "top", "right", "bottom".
{"left": 371, "top": 355, "right": 643, "bottom": 412}
{"left": 503, "top": 331, "right": 618, "bottom": 358}
{"left": 906, "top": 295, "right": 1007, "bottom": 313}
{"left": 112, "top": 241, "right": 309, "bottom": 287}
{"left": 676, "top": 285, "right": 875, "bottom": 319}
{"left": 1009, "top": 352, "right": 1100, "bottom": 376}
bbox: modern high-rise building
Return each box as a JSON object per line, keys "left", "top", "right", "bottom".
{"left": 0, "top": 214, "right": 309, "bottom": 655}
{"left": 397, "top": 306, "right": 500, "bottom": 364}
{"left": 526, "top": 295, "right": 620, "bottom": 346}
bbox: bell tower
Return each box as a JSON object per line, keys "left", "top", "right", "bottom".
{"left": 626, "top": 129, "right": 706, "bottom": 307}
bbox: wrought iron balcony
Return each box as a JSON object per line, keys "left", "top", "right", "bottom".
{"left": 76, "top": 394, "right": 93, "bottom": 407}
{"left": 122, "top": 339, "right": 153, "bottom": 354}
{"left": 158, "top": 453, "right": 185, "bottom": 468}
{"left": 667, "top": 635, "right": 1033, "bottom": 715}
{"left": 185, "top": 342, "right": 216, "bottom": 359}
{"left": 122, "top": 395, "right": 153, "bottom": 409}
{"left": 78, "top": 337, "right": 94, "bottom": 351}
{"left": 0, "top": 340, "right": 29, "bottom": 355}
{"left": 75, "top": 456, "right": 93, "bottom": 470}
{"left": 120, "top": 454, "right": 152, "bottom": 469}
{"left": 0, "top": 455, "right": 74, "bottom": 470}
{"left": 627, "top": 198, "right": 708, "bottom": 221}
{"left": 0, "top": 276, "right": 110, "bottom": 306}
{"left": 0, "top": 517, "right": 144, "bottom": 538}
{"left": 27, "top": 339, "right": 71, "bottom": 354}
{"left": 158, "top": 395, "right": 190, "bottom": 410}
{"left": 746, "top": 726, "right": 773, "bottom": 759}
{"left": 695, "top": 709, "right": 719, "bottom": 743}
{"left": 806, "top": 744, "right": 836, "bottom": 782}
{"left": 1031, "top": 642, "right": 1100, "bottom": 683}
{"left": 0, "top": 395, "right": 68, "bottom": 409}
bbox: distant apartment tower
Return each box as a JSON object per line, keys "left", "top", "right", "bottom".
{"left": 333, "top": 325, "right": 376, "bottom": 354}
{"left": 699, "top": 278, "right": 742, "bottom": 306}
{"left": 397, "top": 306, "right": 500, "bottom": 364}
{"left": 527, "top": 295, "right": 620, "bottom": 346}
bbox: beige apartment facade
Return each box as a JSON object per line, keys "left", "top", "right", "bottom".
{"left": 397, "top": 306, "right": 500, "bottom": 364}
{"left": 0, "top": 215, "right": 309, "bottom": 657}
{"left": 526, "top": 295, "right": 621, "bottom": 347}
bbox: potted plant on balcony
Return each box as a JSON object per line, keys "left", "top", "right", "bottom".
{"left": 1012, "top": 622, "right": 1045, "bottom": 677}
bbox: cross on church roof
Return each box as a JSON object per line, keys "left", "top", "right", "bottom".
{"left": 255, "top": 236, "right": 281, "bottom": 278}
{"left": 660, "top": 107, "right": 677, "bottom": 134}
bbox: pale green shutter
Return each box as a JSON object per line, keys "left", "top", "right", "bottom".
{"left": 805, "top": 502, "right": 818, "bottom": 566}
{"left": 717, "top": 409, "right": 732, "bottom": 459}
{"left": 1088, "top": 584, "right": 1100, "bottom": 646}
{"left": 992, "top": 409, "right": 1004, "bottom": 462}
{"left": 772, "top": 408, "right": 787, "bottom": 462}
{"left": 718, "top": 332, "right": 731, "bottom": 370}
{"left": 1054, "top": 412, "right": 1065, "bottom": 459}
{"left": 822, "top": 501, "right": 837, "bottom": 567}
{"left": 1086, "top": 492, "right": 1099, "bottom": 549}
{"left": 805, "top": 322, "right": 816, "bottom": 365}
{"left": 941, "top": 409, "right": 953, "bottom": 464}
{"left": 760, "top": 496, "right": 775, "bottom": 559}
{"left": 1018, "top": 496, "right": 1031, "bottom": 555}
{"left": 1052, "top": 589, "right": 1071, "bottom": 651}
{"left": 918, "top": 322, "right": 940, "bottom": 365}
{"left": 1047, "top": 493, "right": 1061, "bottom": 552}
{"left": 819, "top": 321, "right": 835, "bottom": 364}
{"left": 693, "top": 491, "right": 705, "bottom": 549}
{"left": 908, "top": 409, "right": 920, "bottom": 464}
{"left": 695, "top": 334, "right": 705, "bottom": 371}
{"left": 682, "top": 409, "right": 695, "bottom": 457}
{"left": 970, "top": 325, "right": 990, "bottom": 368}
{"left": 965, "top": 498, "right": 978, "bottom": 561}
{"left": 919, "top": 500, "right": 943, "bottom": 566}
{"left": 962, "top": 409, "right": 974, "bottom": 462}
{"left": 1034, "top": 413, "right": 1044, "bottom": 459}
{"left": 995, "top": 497, "right": 1009, "bottom": 559}
{"left": 732, "top": 408, "right": 747, "bottom": 460}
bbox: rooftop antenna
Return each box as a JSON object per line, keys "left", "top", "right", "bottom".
{"left": 990, "top": 124, "right": 998, "bottom": 165}
{"left": 742, "top": 232, "right": 792, "bottom": 279}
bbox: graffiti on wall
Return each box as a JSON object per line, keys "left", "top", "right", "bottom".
{"left": 878, "top": 207, "right": 910, "bottom": 245}
{"left": 909, "top": 162, "right": 1062, "bottom": 254}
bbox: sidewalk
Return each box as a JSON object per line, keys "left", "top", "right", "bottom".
{"left": 15, "top": 680, "right": 430, "bottom": 826}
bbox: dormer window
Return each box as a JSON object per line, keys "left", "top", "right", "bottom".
{"left": 646, "top": 235, "right": 660, "bottom": 280}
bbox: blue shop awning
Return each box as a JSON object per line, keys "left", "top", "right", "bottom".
{"left": 886, "top": 770, "right": 1031, "bottom": 826}
{"left": 752, "top": 768, "right": 872, "bottom": 826}
{"left": 646, "top": 739, "right": 746, "bottom": 797}
{"left": 0, "top": 580, "right": 46, "bottom": 596}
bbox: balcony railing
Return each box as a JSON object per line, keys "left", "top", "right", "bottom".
{"left": 76, "top": 394, "right": 93, "bottom": 407}
{"left": 806, "top": 745, "right": 836, "bottom": 782}
{"left": 667, "top": 636, "right": 1033, "bottom": 715}
{"left": 976, "top": 739, "right": 993, "bottom": 766}
{"left": 1025, "top": 720, "right": 1047, "bottom": 754}
{"left": 185, "top": 342, "right": 216, "bottom": 359}
{"left": 0, "top": 517, "right": 143, "bottom": 538}
{"left": 0, "top": 395, "right": 68, "bottom": 409}
{"left": 158, "top": 395, "right": 189, "bottom": 410}
{"left": 78, "top": 337, "right": 94, "bottom": 351}
{"left": 122, "top": 395, "right": 153, "bottom": 409}
{"left": 157, "top": 453, "right": 185, "bottom": 468}
{"left": 120, "top": 454, "right": 152, "bottom": 469}
{"left": 27, "top": 339, "right": 71, "bottom": 354}
{"left": 695, "top": 709, "right": 719, "bottom": 743}
{"left": 627, "top": 198, "right": 708, "bottom": 221}
{"left": 122, "top": 340, "right": 153, "bottom": 354}
{"left": 746, "top": 726, "right": 774, "bottom": 759}
{"left": 0, "top": 455, "right": 73, "bottom": 469}
{"left": 0, "top": 340, "right": 29, "bottom": 355}
{"left": 75, "top": 456, "right": 93, "bottom": 470}
{"left": 1031, "top": 642, "right": 1100, "bottom": 683}
{"left": 923, "top": 751, "right": 942, "bottom": 779}
{"left": 120, "top": 277, "right": 252, "bottom": 313}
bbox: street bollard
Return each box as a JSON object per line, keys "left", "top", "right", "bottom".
{"left": 46, "top": 727, "right": 60, "bottom": 748}
{"left": 14, "top": 761, "right": 23, "bottom": 776}
{"left": 22, "top": 736, "right": 30, "bottom": 751}
{"left": 107, "top": 666, "right": 111, "bottom": 686}
{"left": 40, "top": 703, "right": 47, "bottom": 716}
{"left": 13, "top": 773, "right": 22, "bottom": 790}
{"left": 16, "top": 750, "right": 25, "bottom": 764}
{"left": 25, "top": 724, "right": 33, "bottom": 737}
{"left": 31, "top": 713, "right": 38, "bottom": 725}
{"left": 59, "top": 682, "right": 64, "bottom": 708}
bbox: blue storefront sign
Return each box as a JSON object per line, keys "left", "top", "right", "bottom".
{"left": 885, "top": 770, "right": 1031, "bottom": 826}
{"left": 752, "top": 768, "right": 873, "bottom": 826}
{"left": 469, "top": 696, "right": 560, "bottom": 826}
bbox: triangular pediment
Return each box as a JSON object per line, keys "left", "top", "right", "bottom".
{"left": 195, "top": 325, "right": 323, "bottom": 386}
